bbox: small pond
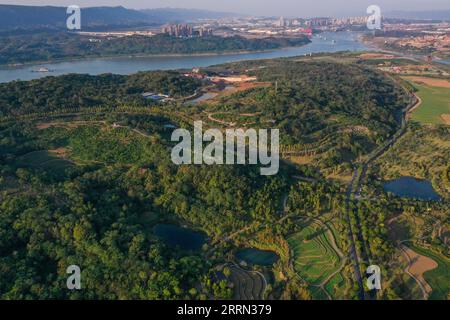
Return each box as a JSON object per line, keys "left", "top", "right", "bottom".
{"left": 153, "top": 224, "right": 206, "bottom": 251}
{"left": 236, "top": 248, "right": 279, "bottom": 266}
{"left": 384, "top": 177, "right": 441, "bottom": 201}
{"left": 184, "top": 92, "right": 218, "bottom": 105}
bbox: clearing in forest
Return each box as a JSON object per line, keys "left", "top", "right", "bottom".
{"left": 227, "top": 264, "right": 266, "bottom": 300}
{"left": 403, "top": 77, "right": 450, "bottom": 125}
{"left": 400, "top": 245, "right": 438, "bottom": 299}
{"left": 409, "top": 245, "right": 450, "bottom": 300}
{"left": 288, "top": 223, "right": 344, "bottom": 298}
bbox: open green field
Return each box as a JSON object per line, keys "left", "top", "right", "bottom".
{"left": 411, "top": 245, "right": 450, "bottom": 300}
{"left": 17, "top": 150, "right": 73, "bottom": 178}
{"left": 288, "top": 223, "right": 343, "bottom": 298}
{"left": 324, "top": 272, "right": 345, "bottom": 298}
{"left": 407, "top": 81, "right": 450, "bottom": 125}
{"left": 309, "top": 286, "right": 329, "bottom": 300}
{"left": 399, "top": 270, "right": 424, "bottom": 300}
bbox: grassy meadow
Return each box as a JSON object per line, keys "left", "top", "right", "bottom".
{"left": 404, "top": 77, "right": 450, "bottom": 125}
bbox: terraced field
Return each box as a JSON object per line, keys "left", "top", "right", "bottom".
{"left": 324, "top": 273, "right": 345, "bottom": 297}
{"left": 288, "top": 223, "right": 344, "bottom": 299}
{"left": 411, "top": 245, "right": 450, "bottom": 300}
{"left": 16, "top": 150, "right": 74, "bottom": 178}
{"left": 228, "top": 264, "right": 266, "bottom": 300}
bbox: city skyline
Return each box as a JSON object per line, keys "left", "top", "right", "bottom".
{"left": 1, "top": 0, "right": 450, "bottom": 17}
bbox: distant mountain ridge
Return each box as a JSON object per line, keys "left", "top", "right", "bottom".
{"left": 0, "top": 4, "right": 238, "bottom": 31}
{"left": 0, "top": 5, "right": 150, "bottom": 30}
{"left": 141, "top": 8, "right": 241, "bottom": 22}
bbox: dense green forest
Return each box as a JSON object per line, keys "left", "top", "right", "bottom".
{"left": 0, "top": 71, "right": 201, "bottom": 116}
{"left": 196, "top": 60, "right": 409, "bottom": 171}
{"left": 0, "top": 120, "right": 288, "bottom": 299}
{"left": 0, "top": 32, "right": 310, "bottom": 65}
{"left": 0, "top": 55, "right": 447, "bottom": 300}
{"left": 225, "top": 61, "right": 405, "bottom": 136}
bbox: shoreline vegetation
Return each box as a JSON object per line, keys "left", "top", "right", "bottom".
{"left": 0, "top": 46, "right": 306, "bottom": 70}
{"left": 0, "top": 32, "right": 311, "bottom": 67}
{"left": 361, "top": 34, "right": 450, "bottom": 64}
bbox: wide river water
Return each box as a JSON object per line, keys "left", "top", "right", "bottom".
{"left": 0, "top": 31, "right": 371, "bottom": 83}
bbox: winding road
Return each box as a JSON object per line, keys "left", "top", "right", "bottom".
{"left": 344, "top": 89, "right": 421, "bottom": 299}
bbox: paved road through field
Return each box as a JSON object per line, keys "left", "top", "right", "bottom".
{"left": 344, "top": 90, "right": 420, "bottom": 300}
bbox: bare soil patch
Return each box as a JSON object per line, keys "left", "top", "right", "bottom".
{"left": 287, "top": 155, "right": 314, "bottom": 165}
{"left": 36, "top": 123, "right": 53, "bottom": 129}
{"left": 342, "top": 125, "right": 370, "bottom": 134}
{"left": 36, "top": 120, "right": 105, "bottom": 130}
{"left": 326, "top": 173, "right": 352, "bottom": 184}
{"left": 440, "top": 114, "right": 450, "bottom": 125}
{"left": 401, "top": 245, "right": 438, "bottom": 296}
{"left": 359, "top": 53, "right": 395, "bottom": 59}
{"left": 404, "top": 76, "right": 450, "bottom": 88}
{"left": 220, "top": 82, "right": 271, "bottom": 97}
{"left": 49, "top": 148, "right": 68, "bottom": 158}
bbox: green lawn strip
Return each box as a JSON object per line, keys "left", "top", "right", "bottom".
{"left": 288, "top": 225, "right": 341, "bottom": 286}
{"left": 410, "top": 245, "right": 450, "bottom": 300}
{"left": 410, "top": 83, "right": 450, "bottom": 125}
{"left": 400, "top": 272, "right": 423, "bottom": 300}
{"left": 308, "top": 285, "right": 329, "bottom": 300}
{"left": 17, "top": 150, "right": 59, "bottom": 167}
{"left": 40, "top": 159, "right": 74, "bottom": 176}
{"left": 324, "top": 272, "right": 345, "bottom": 298}
{"left": 16, "top": 150, "right": 75, "bottom": 179}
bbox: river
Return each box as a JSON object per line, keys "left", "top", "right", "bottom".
{"left": 0, "top": 31, "right": 371, "bottom": 83}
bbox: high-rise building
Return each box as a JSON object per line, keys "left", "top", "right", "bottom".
{"left": 162, "top": 24, "right": 213, "bottom": 38}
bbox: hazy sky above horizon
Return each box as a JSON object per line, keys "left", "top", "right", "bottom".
{"left": 1, "top": 0, "right": 449, "bottom": 17}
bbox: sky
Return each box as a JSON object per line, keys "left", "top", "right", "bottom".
{"left": 1, "top": 0, "right": 450, "bottom": 17}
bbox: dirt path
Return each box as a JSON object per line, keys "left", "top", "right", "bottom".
{"left": 204, "top": 112, "right": 236, "bottom": 127}
{"left": 288, "top": 217, "right": 346, "bottom": 300}
{"left": 403, "top": 76, "right": 450, "bottom": 88}
{"left": 293, "top": 175, "right": 317, "bottom": 183}
{"left": 406, "top": 94, "right": 423, "bottom": 121}
{"left": 210, "top": 210, "right": 296, "bottom": 248}
{"left": 36, "top": 120, "right": 106, "bottom": 130}
{"left": 218, "top": 262, "right": 267, "bottom": 300}
{"left": 440, "top": 114, "right": 450, "bottom": 125}
{"left": 111, "top": 124, "right": 151, "bottom": 138}
{"left": 203, "top": 111, "right": 261, "bottom": 127}
{"left": 309, "top": 219, "right": 347, "bottom": 299}
{"left": 399, "top": 244, "right": 438, "bottom": 300}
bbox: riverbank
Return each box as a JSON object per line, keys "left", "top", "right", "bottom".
{"left": 0, "top": 31, "right": 370, "bottom": 83}
{"left": 361, "top": 34, "right": 450, "bottom": 66}
{"left": 0, "top": 33, "right": 312, "bottom": 69}
{"left": 1, "top": 45, "right": 313, "bottom": 70}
